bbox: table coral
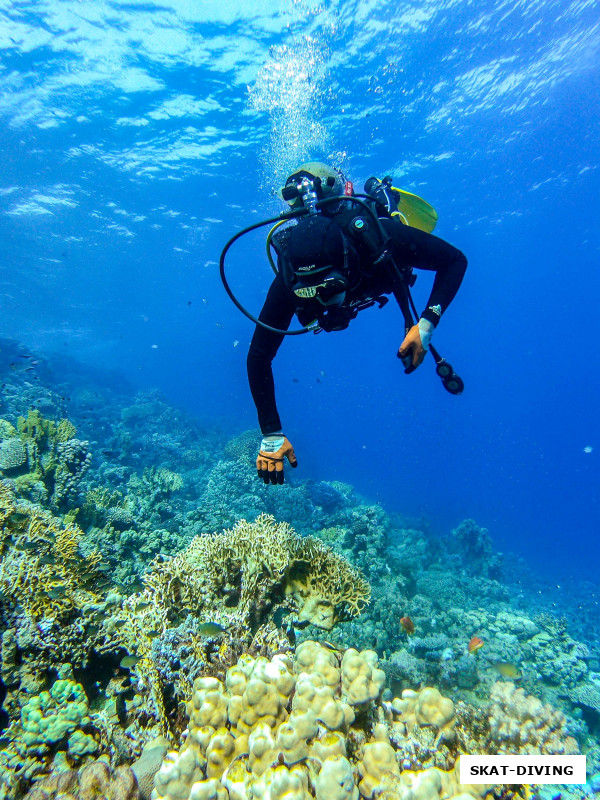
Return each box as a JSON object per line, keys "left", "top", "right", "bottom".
{"left": 145, "top": 514, "right": 370, "bottom": 633}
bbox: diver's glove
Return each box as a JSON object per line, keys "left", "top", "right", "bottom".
{"left": 256, "top": 434, "right": 298, "bottom": 485}
{"left": 365, "top": 176, "right": 398, "bottom": 217}
{"left": 398, "top": 319, "right": 434, "bottom": 373}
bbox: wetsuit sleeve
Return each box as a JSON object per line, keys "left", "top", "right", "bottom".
{"left": 247, "top": 272, "right": 296, "bottom": 435}
{"left": 381, "top": 218, "right": 467, "bottom": 327}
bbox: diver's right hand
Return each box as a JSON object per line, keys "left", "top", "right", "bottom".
{"left": 256, "top": 434, "right": 298, "bottom": 485}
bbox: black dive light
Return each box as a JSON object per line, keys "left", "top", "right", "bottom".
{"left": 431, "top": 346, "right": 464, "bottom": 396}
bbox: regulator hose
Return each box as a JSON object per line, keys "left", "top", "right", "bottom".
{"left": 219, "top": 195, "right": 385, "bottom": 336}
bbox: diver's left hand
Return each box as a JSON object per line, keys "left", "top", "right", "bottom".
{"left": 398, "top": 319, "right": 433, "bottom": 373}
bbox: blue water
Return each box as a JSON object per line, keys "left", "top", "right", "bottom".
{"left": 1, "top": 0, "right": 599, "bottom": 580}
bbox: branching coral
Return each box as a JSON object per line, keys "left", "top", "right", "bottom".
{"left": 145, "top": 514, "right": 370, "bottom": 633}
{"left": 0, "top": 496, "right": 104, "bottom": 621}
{"left": 1, "top": 411, "right": 91, "bottom": 509}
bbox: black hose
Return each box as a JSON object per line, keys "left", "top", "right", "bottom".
{"left": 219, "top": 195, "right": 387, "bottom": 336}
{"left": 219, "top": 209, "right": 312, "bottom": 335}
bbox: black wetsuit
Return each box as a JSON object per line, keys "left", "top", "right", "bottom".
{"left": 247, "top": 214, "right": 467, "bottom": 435}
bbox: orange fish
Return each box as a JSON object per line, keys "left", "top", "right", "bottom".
{"left": 400, "top": 616, "right": 415, "bottom": 635}
{"left": 468, "top": 636, "right": 484, "bottom": 654}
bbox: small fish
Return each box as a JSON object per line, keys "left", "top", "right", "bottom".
{"left": 119, "top": 582, "right": 144, "bottom": 594}
{"left": 146, "top": 630, "right": 161, "bottom": 640}
{"left": 468, "top": 636, "right": 484, "bottom": 654}
{"left": 491, "top": 661, "right": 522, "bottom": 680}
{"left": 47, "top": 586, "right": 68, "bottom": 599}
{"left": 14, "top": 541, "right": 40, "bottom": 551}
{"left": 86, "top": 624, "right": 100, "bottom": 636}
{"left": 400, "top": 616, "right": 415, "bottom": 635}
{"left": 135, "top": 601, "right": 151, "bottom": 611}
{"left": 197, "top": 621, "right": 227, "bottom": 637}
{"left": 38, "top": 555, "right": 56, "bottom": 565}
{"left": 273, "top": 607, "right": 290, "bottom": 628}
{"left": 292, "top": 378, "right": 300, "bottom": 383}
{"left": 120, "top": 655, "right": 142, "bottom": 669}
{"left": 316, "top": 639, "right": 342, "bottom": 652}
{"left": 113, "top": 619, "right": 127, "bottom": 628}
{"left": 94, "top": 563, "right": 112, "bottom": 572}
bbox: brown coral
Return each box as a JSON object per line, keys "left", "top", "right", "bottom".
{"left": 488, "top": 681, "right": 578, "bottom": 755}
{"left": 22, "top": 760, "right": 139, "bottom": 800}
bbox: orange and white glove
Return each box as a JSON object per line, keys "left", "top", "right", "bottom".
{"left": 256, "top": 434, "right": 298, "bottom": 485}
{"left": 398, "top": 319, "right": 434, "bottom": 373}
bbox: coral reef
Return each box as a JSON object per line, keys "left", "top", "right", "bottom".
{"left": 150, "top": 642, "right": 495, "bottom": 800}
{"left": 488, "top": 681, "right": 579, "bottom": 755}
{"left": 1, "top": 342, "right": 599, "bottom": 798}
{"left": 0, "top": 412, "right": 91, "bottom": 510}
{"left": 22, "top": 760, "right": 139, "bottom": 799}
{"left": 143, "top": 514, "right": 370, "bottom": 638}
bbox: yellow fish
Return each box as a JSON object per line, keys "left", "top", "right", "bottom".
{"left": 491, "top": 661, "right": 522, "bottom": 680}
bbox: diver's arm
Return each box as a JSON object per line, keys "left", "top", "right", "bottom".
{"left": 246, "top": 272, "right": 296, "bottom": 435}
{"left": 382, "top": 218, "right": 467, "bottom": 326}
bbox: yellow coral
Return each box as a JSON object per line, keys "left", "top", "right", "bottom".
{"left": 150, "top": 645, "right": 500, "bottom": 800}
{"left": 144, "top": 515, "right": 370, "bottom": 633}
{"left": 188, "top": 678, "right": 229, "bottom": 730}
{"left": 0, "top": 479, "right": 16, "bottom": 528}
{"left": 276, "top": 709, "right": 318, "bottom": 765}
{"left": 295, "top": 640, "right": 341, "bottom": 690}
{"left": 56, "top": 419, "right": 77, "bottom": 442}
{"left": 341, "top": 648, "right": 386, "bottom": 707}
{"left": 205, "top": 728, "right": 237, "bottom": 779}
{"left": 17, "top": 409, "right": 55, "bottom": 445}
{"left": 315, "top": 755, "right": 358, "bottom": 800}
{"left": 286, "top": 537, "right": 371, "bottom": 627}
{"left": 358, "top": 740, "right": 401, "bottom": 799}
{"left": 0, "top": 487, "right": 105, "bottom": 620}
{"left": 392, "top": 687, "right": 456, "bottom": 743}
{"left": 292, "top": 673, "right": 354, "bottom": 732}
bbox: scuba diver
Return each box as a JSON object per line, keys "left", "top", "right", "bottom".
{"left": 220, "top": 162, "right": 467, "bottom": 485}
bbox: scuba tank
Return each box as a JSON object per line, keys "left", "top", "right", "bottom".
{"left": 219, "top": 172, "right": 464, "bottom": 394}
